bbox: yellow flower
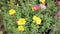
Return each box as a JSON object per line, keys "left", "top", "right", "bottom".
{"left": 39, "top": 0, "right": 45, "bottom": 4}
{"left": 17, "top": 18, "right": 26, "bottom": 25}
{"left": 33, "top": 16, "right": 37, "bottom": 21}
{"left": 35, "top": 17, "right": 41, "bottom": 24}
{"left": 18, "top": 26, "right": 24, "bottom": 31}
{"left": 9, "top": 9, "right": 16, "bottom": 15}
{"left": 33, "top": 16, "right": 41, "bottom": 24}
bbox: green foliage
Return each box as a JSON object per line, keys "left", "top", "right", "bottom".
{"left": 0, "top": 0, "right": 59, "bottom": 34}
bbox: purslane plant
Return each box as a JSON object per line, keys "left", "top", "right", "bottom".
{"left": 2, "top": 0, "right": 60, "bottom": 34}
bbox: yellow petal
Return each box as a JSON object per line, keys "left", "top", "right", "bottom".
{"left": 9, "top": 9, "right": 16, "bottom": 15}
{"left": 40, "top": 0, "right": 45, "bottom": 4}
{"left": 18, "top": 26, "right": 24, "bottom": 31}
{"left": 36, "top": 18, "right": 41, "bottom": 24}
{"left": 32, "top": 16, "right": 41, "bottom": 24}
{"left": 33, "top": 16, "right": 37, "bottom": 21}
{"left": 17, "top": 18, "right": 26, "bottom": 25}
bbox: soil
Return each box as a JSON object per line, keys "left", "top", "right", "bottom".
{"left": 0, "top": 14, "right": 8, "bottom": 34}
